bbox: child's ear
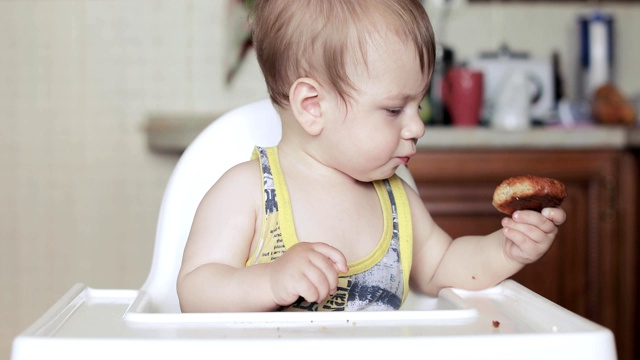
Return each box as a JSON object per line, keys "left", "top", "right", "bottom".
{"left": 289, "top": 78, "right": 323, "bottom": 136}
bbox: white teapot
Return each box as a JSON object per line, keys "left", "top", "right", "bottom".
{"left": 490, "top": 69, "right": 542, "bottom": 131}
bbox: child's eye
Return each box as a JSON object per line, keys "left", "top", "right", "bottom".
{"left": 386, "top": 108, "right": 403, "bottom": 116}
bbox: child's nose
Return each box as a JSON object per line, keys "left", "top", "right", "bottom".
{"left": 402, "top": 113, "right": 425, "bottom": 140}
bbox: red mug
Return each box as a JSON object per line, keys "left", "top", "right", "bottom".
{"left": 442, "top": 67, "right": 484, "bottom": 126}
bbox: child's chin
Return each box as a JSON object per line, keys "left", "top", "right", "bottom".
{"left": 375, "top": 170, "right": 398, "bottom": 181}
{"left": 352, "top": 167, "right": 396, "bottom": 182}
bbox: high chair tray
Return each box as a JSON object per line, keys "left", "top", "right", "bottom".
{"left": 11, "top": 280, "right": 616, "bottom": 360}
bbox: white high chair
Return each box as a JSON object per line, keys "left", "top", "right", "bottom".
{"left": 12, "top": 100, "right": 617, "bottom": 360}
{"left": 140, "top": 98, "right": 282, "bottom": 313}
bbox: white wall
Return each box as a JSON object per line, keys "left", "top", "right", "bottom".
{"left": 1, "top": 1, "right": 639, "bottom": 359}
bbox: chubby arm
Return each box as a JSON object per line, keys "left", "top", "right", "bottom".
{"left": 177, "top": 161, "right": 274, "bottom": 312}
{"left": 404, "top": 182, "right": 566, "bottom": 297}
{"left": 177, "top": 160, "right": 347, "bottom": 312}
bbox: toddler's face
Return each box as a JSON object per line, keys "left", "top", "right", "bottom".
{"left": 322, "top": 34, "right": 429, "bottom": 182}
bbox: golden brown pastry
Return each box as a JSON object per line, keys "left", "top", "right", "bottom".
{"left": 592, "top": 83, "right": 636, "bottom": 126}
{"left": 492, "top": 175, "right": 567, "bottom": 215}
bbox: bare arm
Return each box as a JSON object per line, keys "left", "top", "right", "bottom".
{"left": 404, "top": 182, "right": 566, "bottom": 296}
{"left": 177, "top": 161, "right": 277, "bottom": 312}
{"left": 177, "top": 161, "right": 348, "bottom": 312}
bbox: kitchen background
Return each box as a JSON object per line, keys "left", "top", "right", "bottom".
{"left": 1, "top": 1, "right": 639, "bottom": 359}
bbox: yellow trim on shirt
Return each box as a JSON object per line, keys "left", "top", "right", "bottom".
{"left": 345, "top": 180, "right": 393, "bottom": 275}
{"left": 268, "top": 147, "right": 393, "bottom": 275}
{"left": 388, "top": 175, "right": 413, "bottom": 302}
{"left": 246, "top": 146, "right": 413, "bottom": 303}
{"left": 266, "top": 147, "right": 299, "bottom": 251}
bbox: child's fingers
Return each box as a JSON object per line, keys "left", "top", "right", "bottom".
{"left": 503, "top": 225, "right": 552, "bottom": 264}
{"left": 311, "top": 242, "right": 349, "bottom": 274}
{"left": 509, "top": 210, "right": 558, "bottom": 234}
{"left": 503, "top": 227, "right": 538, "bottom": 263}
{"left": 300, "top": 261, "right": 333, "bottom": 301}
{"left": 541, "top": 207, "right": 566, "bottom": 226}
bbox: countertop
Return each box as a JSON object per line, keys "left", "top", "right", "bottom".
{"left": 416, "top": 126, "right": 637, "bottom": 150}
{"left": 144, "top": 114, "right": 640, "bottom": 153}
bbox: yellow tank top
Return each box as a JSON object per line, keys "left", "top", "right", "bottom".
{"left": 246, "top": 146, "right": 413, "bottom": 311}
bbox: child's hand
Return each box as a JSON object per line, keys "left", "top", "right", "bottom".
{"left": 268, "top": 242, "right": 349, "bottom": 307}
{"left": 501, "top": 207, "right": 567, "bottom": 265}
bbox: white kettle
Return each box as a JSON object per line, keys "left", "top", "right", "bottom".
{"left": 490, "top": 69, "right": 540, "bottom": 131}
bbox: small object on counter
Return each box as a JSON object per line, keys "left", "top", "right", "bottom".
{"left": 441, "top": 66, "right": 483, "bottom": 127}
{"left": 426, "top": 44, "right": 454, "bottom": 126}
{"left": 552, "top": 51, "right": 565, "bottom": 105}
{"left": 489, "top": 69, "right": 533, "bottom": 131}
{"left": 591, "top": 83, "right": 636, "bottom": 126}
{"left": 492, "top": 175, "right": 567, "bottom": 215}
{"left": 468, "top": 43, "right": 553, "bottom": 124}
{"left": 579, "top": 12, "right": 614, "bottom": 98}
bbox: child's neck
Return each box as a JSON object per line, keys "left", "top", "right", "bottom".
{"left": 277, "top": 140, "right": 357, "bottom": 185}
{"left": 276, "top": 142, "right": 383, "bottom": 263}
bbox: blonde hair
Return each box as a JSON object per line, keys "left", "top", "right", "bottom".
{"left": 250, "top": 0, "right": 436, "bottom": 108}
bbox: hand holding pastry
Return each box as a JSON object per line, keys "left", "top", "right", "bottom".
{"left": 493, "top": 175, "right": 567, "bottom": 264}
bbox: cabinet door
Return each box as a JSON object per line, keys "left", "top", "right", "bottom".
{"left": 408, "top": 149, "right": 636, "bottom": 360}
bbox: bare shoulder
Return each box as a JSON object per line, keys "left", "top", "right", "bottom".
{"left": 202, "top": 159, "right": 262, "bottom": 203}
{"left": 180, "top": 158, "right": 263, "bottom": 272}
{"left": 399, "top": 177, "right": 449, "bottom": 246}
{"left": 195, "top": 158, "right": 263, "bottom": 235}
{"left": 399, "top": 178, "right": 427, "bottom": 216}
{"left": 219, "top": 158, "right": 262, "bottom": 186}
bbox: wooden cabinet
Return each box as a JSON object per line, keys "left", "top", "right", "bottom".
{"left": 408, "top": 149, "right": 637, "bottom": 360}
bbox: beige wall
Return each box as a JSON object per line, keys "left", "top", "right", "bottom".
{"left": 0, "top": 1, "right": 268, "bottom": 359}
{"left": 2, "top": 1, "right": 639, "bottom": 359}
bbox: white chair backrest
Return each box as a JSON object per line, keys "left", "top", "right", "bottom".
{"left": 141, "top": 99, "right": 417, "bottom": 313}
{"left": 141, "top": 99, "right": 281, "bottom": 313}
